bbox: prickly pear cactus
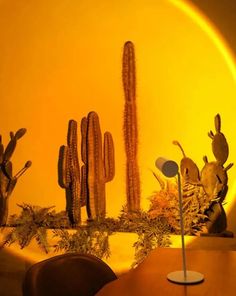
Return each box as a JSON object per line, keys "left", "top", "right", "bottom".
{"left": 174, "top": 114, "right": 233, "bottom": 235}
{"left": 200, "top": 114, "right": 233, "bottom": 234}
{"left": 0, "top": 129, "right": 31, "bottom": 225}
{"left": 122, "top": 41, "right": 141, "bottom": 212}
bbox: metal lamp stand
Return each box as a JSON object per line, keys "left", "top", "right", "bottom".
{"left": 155, "top": 158, "right": 204, "bottom": 285}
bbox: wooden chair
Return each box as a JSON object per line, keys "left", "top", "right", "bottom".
{"left": 22, "top": 253, "right": 117, "bottom": 296}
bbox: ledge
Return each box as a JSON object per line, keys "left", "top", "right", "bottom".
{"left": 1, "top": 229, "right": 236, "bottom": 275}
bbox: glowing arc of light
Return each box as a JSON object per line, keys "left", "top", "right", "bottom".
{"left": 169, "top": 0, "right": 236, "bottom": 83}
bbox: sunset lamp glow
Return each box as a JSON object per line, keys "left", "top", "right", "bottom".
{"left": 155, "top": 157, "right": 204, "bottom": 284}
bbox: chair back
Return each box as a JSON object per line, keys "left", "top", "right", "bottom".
{"left": 22, "top": 253, "right": 117, "bottom": 296}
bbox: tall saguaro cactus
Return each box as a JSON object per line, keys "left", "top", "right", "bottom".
{"left": 81, "top": 111, "right": 115, "bottom": 220}
{"left": 122, "top": 41, "right": 141, "bottom": 212}
{"left": 58, "top": 120, "right": 81, "bottom": 225}
{"left": 0, "top": 129, "right": 31, "bottom": 225}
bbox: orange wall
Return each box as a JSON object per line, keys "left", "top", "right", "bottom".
{"left": 1, "top": 0, "right": 236, "bottom": 230}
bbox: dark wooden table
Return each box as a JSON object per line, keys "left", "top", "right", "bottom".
{"left": 96, "top": 248, "right": 236, "bottom": 296}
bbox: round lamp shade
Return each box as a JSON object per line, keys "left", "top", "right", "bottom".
{"left": 155, "top": 157, "right": 179, "bottom": 177}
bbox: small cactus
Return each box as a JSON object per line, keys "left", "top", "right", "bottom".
{"left": 58, "top": 120, "right": 81, "bottom": 225}
{"left": 0, "top": 129, "right": 31, "bottom": 225}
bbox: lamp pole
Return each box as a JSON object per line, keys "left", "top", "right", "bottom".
{"left": 177, "top": 171, "right": 187, "bottom": 279}
{"left": 155, "top": 157, "right": 204, "bottom": 284}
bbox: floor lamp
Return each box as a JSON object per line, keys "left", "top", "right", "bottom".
{"left": 155, "top": 157, "right": 204, "bottom": 284}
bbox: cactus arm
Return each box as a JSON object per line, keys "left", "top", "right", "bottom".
{"left": 58, "top": 145, "right": 70, "bottom": 188}
{"left": 14, "top": 161, "right": 32, "bottom": 179}
{"left": 3, "top": 129, "right": 27, "bottom": 163}
{"left": 173, "top": 140, "right": 186, "bottom": 157}
{"left": 3, "top": 161, "right": 13, "bottom": 179}
{"left": 208, "top": 131, "right": 214, "bottom": 139}
{"left": 10, "top": 132, "right": 14, "bottom": 139}
{"left": 80, "top": 165, "right": 87, "bottom": 207}
{"left": 104, "top": 132, "right": 115, "bottom": 182}
{"left": 224, "top": 163, "right": 234, "bottom": 171}
{"left": 215, "top": 114, "right": 221, "bottom": 132}
{"left": 3, "top": 138, "right": 17, "bottom": 162}
{"left": 203, "top": 156, "right": 208, "bottom": 163}
{"left": 14, "top": 128, "right": 27, "bottom": 140}
{"left": 0, "top": 140, "right": 4, "bottom": 163}
{"left": 81, "top": 117, "right": 88, "bottom": 164}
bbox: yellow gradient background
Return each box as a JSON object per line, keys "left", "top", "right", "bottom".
{"left": 1, "top": 0, "right": 236, "bottom": 233}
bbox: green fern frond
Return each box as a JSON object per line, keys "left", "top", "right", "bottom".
{"left": 35, "top": 227, "right": 50, "bottom": 253}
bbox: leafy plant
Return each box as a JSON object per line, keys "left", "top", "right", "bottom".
{"left": 0, "top": 202, "right": 172, "bottom": 268}
{"left": 53, "top": 226, "right": 111, "bottom": 260}
{"left": 131, "top": 211, "right": 171, "bottom": 268}
{"left": 148, "top": 172, "right": 210, "bottom": 235}
{"left": 1, "top": 203, "right": 70, "bottom": 252}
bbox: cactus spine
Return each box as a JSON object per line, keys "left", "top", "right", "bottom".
{"left": 0, "top": 129, "right": 31, "bottom": 225}
{"left": 81, "top": 111, "right": 115, "bottom": 220}
{"left": 58, "top": 120, "right": 81, "bottom": 225}
{"left": 122, "top": 41, "right": 141, "bottom": 212}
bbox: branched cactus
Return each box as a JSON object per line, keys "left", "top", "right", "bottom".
{"left": 122, "top": 41, "right": 141, "bottom": 212}
{"left": 59, "top": 113, "right": 115, "bottom": 222}
{"left": 0, "top": 129, "right": 32, "bottom": 225}
{"left": 58, "top": 120, "right": 81, "bottom": 225}
{"left": 81, "top": 111, "right": 115, "bottom": 220}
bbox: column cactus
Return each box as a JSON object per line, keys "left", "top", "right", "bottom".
{"left": 0, "top": 129, "right": 32, "bottom": 225}
{"left": 58, "top": 120, "right": 81, "bottom": 225}
{"left": 122, "top": 41, "right": 141, "bottom": 212}
{"left": 81, "top": 111, "right": 115, "bottom": 220}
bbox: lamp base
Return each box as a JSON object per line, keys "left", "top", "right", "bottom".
{"left": 167, "top": 270, "right": 204, "bottom": 284}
